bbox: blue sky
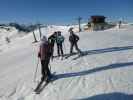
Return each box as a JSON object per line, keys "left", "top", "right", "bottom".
{"left": 0, "top": 0, "right": 132, "bottom": 24}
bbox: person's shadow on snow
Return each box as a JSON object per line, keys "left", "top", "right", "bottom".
{"left": 50, "top": 62, "right": 133, "bottom": 100}
{"left": 49, "top": 46, "right": 133, "bottom": 100}
{"left": 74, "top": 92, "right": 133, "bottom": 100}
{"left": 52, "top": 61, "right": 133, "bottom": 80}
{"left": 73, "top": 45, "right": 133, "bottom": 60}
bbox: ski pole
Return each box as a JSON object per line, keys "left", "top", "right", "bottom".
{"left": 63, "top": 43, "right": 66, "bottom": 54}
{"left": 49, "top": 63, "right": 52, "bottom": 72}
{"left": 34, "top": 58, "right": 40, "bottom": 83}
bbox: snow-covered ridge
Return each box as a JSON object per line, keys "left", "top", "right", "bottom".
{"left": 0, "top": 25, "right": 29, "bottom": 53}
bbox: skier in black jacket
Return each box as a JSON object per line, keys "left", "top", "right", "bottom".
{"left": 69, "top": 28, "right": 81, "bottom": 54}
{"left": 48, "top": 32, "right": 57, "bottom": 59}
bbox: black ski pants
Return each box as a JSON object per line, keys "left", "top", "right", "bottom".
{"left": 70, "top": 42, "right": 81, "bottom": 54}
{"left": 57, "top": 43, "right": 64, "bottom": 56}
{"left": 41, "top": 59, "right": 51, "bottom": 82}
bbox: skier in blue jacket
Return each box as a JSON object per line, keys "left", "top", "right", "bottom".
{"left": 56, "top": 31, "right": 65, "bottom": 57}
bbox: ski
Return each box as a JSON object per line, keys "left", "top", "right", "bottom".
{"left": 64, "top": 52, "right": 77, "bottom": 59}
{"left": 72, "top": 52, "right": 86, "bottom": 60}
{"left": 35, "top": 81, "right": 50, "bottom": 94}
{"left": 34, "top": 73, "right": 57, "bottom": 94}
{"left": 53, "top": 52, "right": 77, "bottom": 59}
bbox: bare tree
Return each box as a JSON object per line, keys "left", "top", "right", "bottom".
{"left": 5, "top": 37, "right": 10, "bottom": 43}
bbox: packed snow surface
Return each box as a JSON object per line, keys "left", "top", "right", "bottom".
{"left": 0, "top": 24, "right": 133, "bottom": 100}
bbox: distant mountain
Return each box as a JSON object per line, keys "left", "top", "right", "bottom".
{"left": 0, "top": 23, "right": 39, "bottom": 33}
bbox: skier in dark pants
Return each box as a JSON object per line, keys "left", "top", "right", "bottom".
{"left": 48, "top": 32, "right": 57, "bottom": 59}
{"left": 56, "top": 31, "right": 65, "bottom": 57}
{"left": 38, "top": 36, "right": 52, "bottom": 83}
{"left": 35, "top": 36, "right": 52, "bottom": 92}
{"left": 69, "top": 28, "right": 81, "bottom": 54}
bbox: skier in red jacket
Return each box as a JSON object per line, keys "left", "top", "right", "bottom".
{"left": 38, "top": 36, "right": 52, "bottom": 82}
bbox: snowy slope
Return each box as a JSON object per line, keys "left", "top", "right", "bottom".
{"left": 0, "top": 25, "right": 30, "bottom": 53}
{"left": 0, "top": 25, "right": 133, "bottom": 100}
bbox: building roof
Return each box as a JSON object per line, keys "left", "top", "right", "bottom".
{"left": 91, "top": 15, "right": 106, "bottom": 19}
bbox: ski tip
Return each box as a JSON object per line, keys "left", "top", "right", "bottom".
{"left": 34, "top": 89, "right": 41, "bottom": 94}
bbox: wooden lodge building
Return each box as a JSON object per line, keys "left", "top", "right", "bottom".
{"left": 90, "top": 15, "right": 106, "bottom": 31}
{"left": 84, "top": 15, "right": 114, "bottom": 31}
{"left": 91, "top": 15, "right": 106, "bottom": 23}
